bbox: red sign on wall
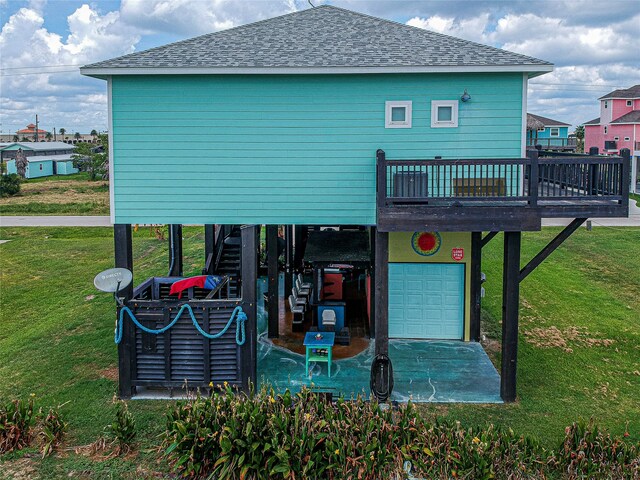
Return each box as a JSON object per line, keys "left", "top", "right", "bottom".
{"left": 451, "top": 248, "right": 464, "bottom": 261}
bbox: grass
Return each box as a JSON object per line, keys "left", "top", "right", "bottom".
{"left": 0, "top": 173, "right": 109, "bottom": 216}
{"left": 0, "top": 226, "right": 639, "bottom": 478}
{"left": 630, "top": 192, "right": 640, "bottom": 205}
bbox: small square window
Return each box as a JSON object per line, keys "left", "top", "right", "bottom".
{"left": 431, "top": 100, "right": 458, "bottom": 128}
{"left": 604, "top": 126, "right": 608, "bottom": 134}
{"left": 385, "top": 101, "right": 412, "bottom": 128}
{"left": 627, "top": 100, "right": 632, "bottom": 107}
{"left": 604, "top": 101, "right": 608, "bottom": 108}
{"left": 550, "top": 127, "right": 560, "bottom": 137}
{"left": 614, "top": 136, "right": 619, "bottom": 141}
{"left": 624, "top": 137, "right": 630, "bottom": 141}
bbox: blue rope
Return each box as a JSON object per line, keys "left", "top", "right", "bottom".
{"left": 115, "top": 304, "right": 246, "bottom": 346}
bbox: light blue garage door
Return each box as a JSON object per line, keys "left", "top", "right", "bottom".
{"left": 389, "top": 263, "right": 464, "bottom": 339}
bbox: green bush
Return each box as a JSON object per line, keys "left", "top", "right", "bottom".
{"left": 162, "top": 386, "right": 640, "bottom": 480}
{"left": 555, "top": 420, "right": 639, "bottom": 478}
{"left": 106, "top": 400, "right": 136, "bottom": 453}
{"left": 0, "top": 173, "right": 21, "bottom": 197}
{"left": 0, "top": 396, "right": 35, "bottom": 454}
{"left": 39, "top": 407, "right": 68, "bottom": 458}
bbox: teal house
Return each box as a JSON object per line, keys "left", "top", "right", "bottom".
{"left": 81, "top": 6, "right": 629, "bottom": 403}
{"left": 526, "top": 113, "right": 574, "bottom": 150}
{"left": 5, "top": 154, "right": 78, "bottom": 178}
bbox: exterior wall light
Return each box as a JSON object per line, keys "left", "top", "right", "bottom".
{"left": 461, "top": 89, "right": 471, "bottom": 102}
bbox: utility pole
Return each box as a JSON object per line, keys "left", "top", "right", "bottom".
{"left": 53, "top": 127, "right": 57, "bottom": 142}
{"left": 35, "top": 115, "right": 39, "bottom": 142}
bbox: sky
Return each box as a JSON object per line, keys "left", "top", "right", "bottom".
{"left": 1, "top": 0, "right": 639, "bottom": 136}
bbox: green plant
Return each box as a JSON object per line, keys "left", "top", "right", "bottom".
{"left": 0, "top": 173, "right": 21, "bottom": 197}
{"left": 106, "top": 400, "right": 136, "bottom": 453}
{"left": 0, "top": 396, "right": 35, "bottom": 454}
{"left": 38, "top": 406, "right": 68, "bottom": 457}
{"left": 554, "top": 420, "right": 640, "bottom": 478}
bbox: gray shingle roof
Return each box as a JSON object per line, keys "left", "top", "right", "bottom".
{"left": 527, "top": 113, "right": 570, "bottom": 127}
{"left": 583, "top": 118, "right": 600, "bottom": 125}
{"left": 82, "top": 6, "right": 551, "bottom": 74}
{"left": 599, "top": 85, "right": 640, "bottom": 100}
{"left": 0, "top": 142, "right": 74, "bottom": 151}
{"left": 611, "top": 111, "right": 640, "bottom": 124}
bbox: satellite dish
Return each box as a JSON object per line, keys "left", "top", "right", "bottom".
{"left": 94, "top": 268, "right": 133, "bottom": 293}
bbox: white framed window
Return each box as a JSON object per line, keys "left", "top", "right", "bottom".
{"left": 431, "top": 100, "right": 458, "bottom": 128}
{"left": 604, "top": 126, "right": 608, "bottom": 134}
{"left": 614, "top": 136, "right": 619, "bottom": 141}
{"left": 604, "top": 101, "right": 608, "bottom": 108}
{"left": 627, "top": 100, "right": 632, "bottom": 107}
{"left": 550, "top": 127, "right": 560, "bottom": 137}
{"left": 624, "top": 137, "right": 630, "bottom": 141}
{"left": 385, "top": 101, "right": 412, "bottom": 128}
{"left": 537, "top": 127, "right": 545, "bottom": 132}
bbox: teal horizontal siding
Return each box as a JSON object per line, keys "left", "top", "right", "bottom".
{"left": 111, "top": 73, "right": 523, "bottom": 224}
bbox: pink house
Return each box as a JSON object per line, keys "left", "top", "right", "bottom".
{"left": 584, "top": 84, "right": 640, "bottom": 193}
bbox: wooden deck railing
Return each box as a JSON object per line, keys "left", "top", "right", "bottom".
{"left": 376, "top": 149, "right": 630, "bottom": 212}
{"left": 526, "top": 137, "right": 577, "bottom": 149}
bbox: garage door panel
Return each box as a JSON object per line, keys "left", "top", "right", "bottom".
{"left": 389, "top": 263, "right": 464, "bottom": 340}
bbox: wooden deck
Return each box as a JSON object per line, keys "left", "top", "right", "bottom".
{"left": 376, "top": 149, "right": 631, "bottom": 232}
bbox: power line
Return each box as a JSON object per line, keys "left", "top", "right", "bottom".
{"left": 0, "top": 69, "right": 80, "bottom": 77}
{"left": 0, "top": 64, "right": 81, "bottom": 71}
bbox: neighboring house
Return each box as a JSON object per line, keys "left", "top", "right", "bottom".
{"left": 584, "top": 84, "right": 640, "bottom": 193}
{"left": 15, "top": 123, "right": 49, "bottom": 141}
{"left": 526, "top": 113, "right": 574, "bottom": 151}
{"left": 5, "top": 154, "right": 79, "bottom": 179}
{"left": 81, "top": 6, "right": 629, "bottom": 403}
{"left": 0, "top": 141, "right": 75, "bottom": 162}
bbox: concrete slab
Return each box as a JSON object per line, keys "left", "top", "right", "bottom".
{"left": 0, "top": 216, "right": 111, "bottom": 227}
{"left": 257, "top": 337, "right": 502, "bottom": 403}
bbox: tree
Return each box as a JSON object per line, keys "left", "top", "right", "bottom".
{"left": 74, "top": 132, "right": 81, "bottom": 141}
{"left": 45, "top": 132, "right": 53, "bottom": 141}
{"left": 59, "top": 128, "right": 66, "bottom": 137}
{"left": 574, "top": 125, "right": 585, "bottom": 153}
{"left": 90, "top": 129, "right": 98, "bottom": 137}
{"left": 15, "top": 149, "right": 28, "bottom": 178}
{"left": 72, "top": 133, "right": 109, "bottom": 180}
{"left": 12, "top": 135, "right": 18, "bottom": 142}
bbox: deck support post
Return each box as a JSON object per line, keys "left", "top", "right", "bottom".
{"left": 373, "top": 227, "right": 388, "bottom": 357}
{"left": 481, "top": 231, "right": 499, "bottom": 248}
{"left": 114, "top": 224, "right": 134, "bottom": 399}
{"left": 204, "top": 224, "right": 215, "bottom": 275}
{"left": 293, "top": 225, "right": 304, "bottom": 271}
{"left": 168, "top": 224, "right": 183, "bottom": 277}
{"left": 369, "top": 227, "right": 376, "bottom": 338}
{"left": 266, "top": 225, "right": 279, "bottom": 338}
{"left": 519, "top": 218, "right": 586, "bottom": 283}
{"left": 284, "top": 225, "right": 293, "bottom": 297}
{"left": 501, "top": 231, "right": 521, "bottom": 402}
{"left": 240, "top": 225, "right": 258, "bottom": 390}
{"left": 470, "top": 231, "right": 482, "bottom": 342}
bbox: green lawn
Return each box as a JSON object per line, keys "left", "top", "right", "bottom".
{"left": 0, "top": 226, "right": 638, "bottom": 478}
{"left": 0, "top": 173, "right": 109, "bottom": 215}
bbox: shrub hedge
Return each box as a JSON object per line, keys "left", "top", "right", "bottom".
{"left": 162, "top": 385, "right": 640, "bottom": 479}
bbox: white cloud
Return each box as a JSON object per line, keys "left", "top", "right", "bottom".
{"left": 0, "top": 3, "right": 140, "bottom": 134}
{"left": 119, "top": 0, "right": 304, "bottom": 36}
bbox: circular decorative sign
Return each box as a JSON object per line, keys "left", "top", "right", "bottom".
{"left": 411, "top": 232, "right": 442, "bottom": 256}
{"left": 94, "top": 268, "right": 133, "bottom": 293}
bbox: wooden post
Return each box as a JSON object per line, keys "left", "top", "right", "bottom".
{"left": 240, "top": 225, "right": 258, "bottom": 390}
{"left": 501, "top": 231, "right": 521, "bottom": 402}
{"left": 470, "top": 231, "right": 482, "bottom": 342}
{"left": 114, "top": 224, "right": 134, "bottom": 399}
{"left": 376, "top": 150, "right": 386, "bottom": 208}
{"left": 284, "top": 225, "right": 293, "bottom": 297}
{"left": 266, "top": 225, "right": 279, "bottom": 338}
{"left": 620, "top": 148, "right": 631, "bottom": 198}
{"left": 204, "top": 224, "right": 215, "bottom": 274}
{"left": 293, "top": 225, "right": 304, "bottom": 271}
{"left": 168, "top": 224, "right": 183, "bottom": 276}
{"left": 373, "top": 227, "right": 388, "bottom": 356}
{"left": 527, "top": 149, "right": 539, "bottom": 207}
{"left": 369, "top": 227, "right": 376, "bottom": 338}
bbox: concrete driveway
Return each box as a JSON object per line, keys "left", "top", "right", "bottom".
{"left": 0, "top": 216, "right": 111, "bottom": 227}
